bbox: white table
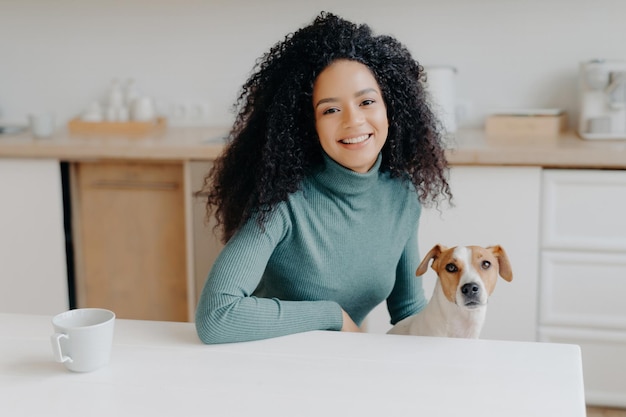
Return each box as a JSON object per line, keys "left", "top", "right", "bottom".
{"left": 0, "top": 313, "right": 585, "bottom": 416}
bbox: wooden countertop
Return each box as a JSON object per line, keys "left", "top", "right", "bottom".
{"left": 0, "top": 126, "right": 228, "bottom": 162}
{"left": 1, "top": 127, "right": 625, "bottom": 168}
{"left": 448, "top": 129, "right": 626, "bottom": 169}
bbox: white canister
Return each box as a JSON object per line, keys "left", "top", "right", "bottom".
{"left": 130, "top": 97, "right": 156, "bottom": 122}
{"left": 28, "top": 113, "right": 55, "bottom": 138}
{"left": 424, "top": 66, "right": 457, "bottom": 133}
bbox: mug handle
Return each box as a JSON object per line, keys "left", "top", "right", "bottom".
{"left": 50, "top": 333, "right": 73, "bottom": 363}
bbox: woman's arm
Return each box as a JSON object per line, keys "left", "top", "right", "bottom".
{"left": 341, "top": 309, "right": 361, "bottom": 332}
{"left": 195, "top": 211, "right": 343, "bottom": 344}
{"left": 386, "top": 229, "right": 428, "bottom": 325}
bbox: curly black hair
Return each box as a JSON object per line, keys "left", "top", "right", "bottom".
{"left": 200, "top": 12, "right": 451, "bottom": 243}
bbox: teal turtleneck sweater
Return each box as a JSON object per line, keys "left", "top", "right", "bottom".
{"left": 195, "top": 154, "right": 426, "bottom": 344}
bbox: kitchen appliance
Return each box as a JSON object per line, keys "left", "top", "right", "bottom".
{"left": 579, "top": 59, "right": 626, "bottom": 140}
{"left": 424, "top": 65, "right": 457, "bottom": 134}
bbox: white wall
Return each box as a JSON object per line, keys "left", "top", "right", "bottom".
{"left": 1, "top": 0, "right": 624, "bottom": 129}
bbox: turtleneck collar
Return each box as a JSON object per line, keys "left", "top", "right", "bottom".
{"left": 311, "top": 152, "right": 383, "bottom": 196}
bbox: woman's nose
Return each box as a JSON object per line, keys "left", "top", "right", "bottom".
{"left": 342, "top": 106, "right": 365, "bottom": 127}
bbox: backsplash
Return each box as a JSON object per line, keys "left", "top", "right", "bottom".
{"left": 1, "top": 0, "right": 624, "bottom": 130}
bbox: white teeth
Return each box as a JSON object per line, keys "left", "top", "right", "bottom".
{"left": 340, "top": 134, "right": 370, "bottom": 144}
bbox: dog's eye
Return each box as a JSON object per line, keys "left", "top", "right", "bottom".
{"left": 445, "top": 263, "right": 458, "bottom": 273}
{"left": 481, "top": 260, "right": 491, "bottom": 270}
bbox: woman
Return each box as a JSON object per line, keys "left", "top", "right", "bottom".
{"left": 195, "top": 12, "right": 451, "bottom": 344}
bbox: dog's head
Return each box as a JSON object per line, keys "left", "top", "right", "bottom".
{"left": 416, "top": 244, "right": 513, "bottom": 308}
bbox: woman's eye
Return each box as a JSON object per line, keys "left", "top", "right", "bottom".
{"left": 322, "top": 107, "right": 339, "bottom": 115}
{"left": 481, "top": 260, "right": 491, "bottom": 270}
{"left": 361, "top": 99, "right": 375, "bottom": 106}
{"left": 445, "top": 263, "right": 458, "bottom": 273}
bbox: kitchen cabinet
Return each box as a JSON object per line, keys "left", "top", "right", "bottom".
{"left": 0, "top": 159, "right": 68, "bottom": 314}
{"left": 365, "top": 166, "right": 541, "bottom": 342}
{"left": 189, "top": 161, "right": 224, "bottom": 306}
{"left": 71, "top": 161, "right": 189, "bottom": 321}
{"left": 538, "top": 169, "right": 626, "bottom": 407}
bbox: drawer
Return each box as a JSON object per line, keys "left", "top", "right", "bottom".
{"left": 540, "top": 251, "right": 626, "bottom": 330}
{"left": 542, "top": 169, "right": 626, "bottom": 251}
{"left": 78, "top": 161, "right": 182, "bottom": 190}
{"left": 539, "top": 327, "right": 626, "bottom": 407}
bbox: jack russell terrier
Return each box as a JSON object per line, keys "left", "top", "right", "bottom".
{"left": 388, "top": 244, "right": 513, "bottom": 338}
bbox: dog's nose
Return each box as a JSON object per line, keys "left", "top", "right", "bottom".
{"left": 462, "top": 283, "right": 480, "bottom": 296}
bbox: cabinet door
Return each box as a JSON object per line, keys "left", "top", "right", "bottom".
{"left": 542, "top": 169, "right": 626, "bottom": 251}
{"left": 73, "top": 161, "right": 187, "bottom": 321}
{"left": 540, "top": 169, "right": 626, "bottom": 407}
{"left": 540, "top": 251, "right": 626, "bottom": 330}
{"left": 0, "top": 159, "right": 68, "bottom": 314}
{"left": 366, "top": 166, "right": 542, "bottom": 342}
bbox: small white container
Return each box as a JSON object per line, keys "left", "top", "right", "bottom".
{"left": 28, "top": 113, "right": 55, "bottom": 138}
{"left": 130, "top": 97, "right": 156, "bottom": 122}
{"left": 117, "top": 105, "right": 130, "bottom": 122}
{"left": 105, "top": 105, "right": 118, "bottom": 122}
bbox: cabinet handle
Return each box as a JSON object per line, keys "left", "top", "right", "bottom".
{"left": 90, "top": 180, "right": 179, "bottom": 191}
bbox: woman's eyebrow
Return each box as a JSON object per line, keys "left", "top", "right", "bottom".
{"left": 314, "top": 97, "right": 337, "bottom": 109}
{"left": 314, "top": 88, "right": 380, "bottom": 109}
{"left": 355, "top": 88, "right": 379, "bottom": 97}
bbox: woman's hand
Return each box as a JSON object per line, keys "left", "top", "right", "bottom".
{"left": 341, "top": 309, "right": 361, "bottom": 332}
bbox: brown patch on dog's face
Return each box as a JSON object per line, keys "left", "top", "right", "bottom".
{"left": 429, "top": 247, "right": 464, "bottom": 303}
{"left": 467, "top": 246, "right": 500, "bottom": 296}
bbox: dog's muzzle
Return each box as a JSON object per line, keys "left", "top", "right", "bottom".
{"left": 461, "top": 283, "right": 482, "bottom": 307}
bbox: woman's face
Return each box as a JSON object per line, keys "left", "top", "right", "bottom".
{"left": 312, "top": 60, "right": 388, "bottom": 173}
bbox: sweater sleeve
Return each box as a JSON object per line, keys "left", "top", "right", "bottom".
{"left": 195, "top": 209, "right": 343, "bottom": 344}
{"left": 386, "top": 227, "right": 428, "bottom": 325}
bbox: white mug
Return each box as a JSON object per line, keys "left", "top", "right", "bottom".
{"left": 28, "top": 113, "right": 55, "bottom": 138}
{"left": 50, "top": 308, "right": 115, "bottom": 372}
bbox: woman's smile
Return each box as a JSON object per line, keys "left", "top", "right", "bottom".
{"left": 313, "top": 60, "right": 388, "bottom": 173}
{"left": 339, "top": 133, "right": 372, "bottom": 145}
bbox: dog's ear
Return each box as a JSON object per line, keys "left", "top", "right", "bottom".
{"left": 416, "top": 244, "right": 446, "bottom": 276}
{"left": 488, "top": 245, "right": 513, "bottom": 282}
